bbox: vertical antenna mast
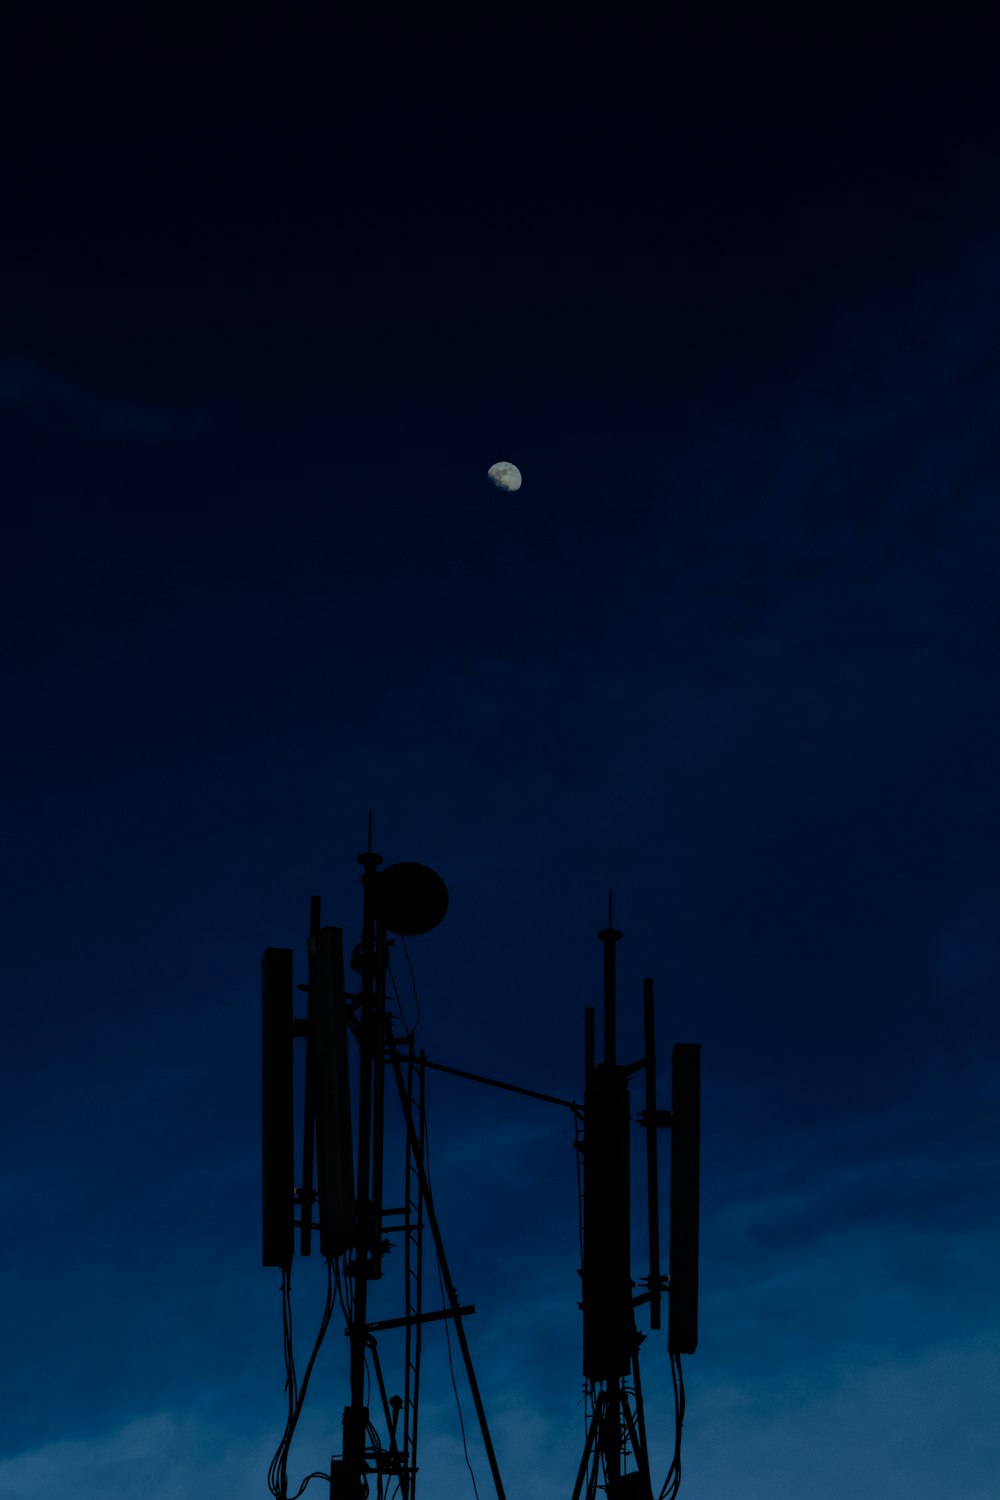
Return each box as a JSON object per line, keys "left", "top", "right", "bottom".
{"left": 261, "top": 947, "right": 294, "bottom": 1271}
{"left": 643, "top": 978, "right": 663, "bottom": 1331}
{"left": 575, "top": 894, "right": 701, "bottom": 1500}
{"left": 668, "top": 1043, "right": 701, "bottom": 1356}
{"left": 341, "top": 835, "right": 383, "bottom": 1493}
{"left": 581, "top": 896, "right": 633, "bottom": 1495}
{"left": 598, "top": 889, "right": 622, "bottom": 1066}
{"left": 300, "top": 897, "right": 323, "bottom": 1258}
{"left": 261, "top": 854, "right": 697, "bottom": 1499}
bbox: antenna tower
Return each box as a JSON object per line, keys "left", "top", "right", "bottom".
{"left": 259, "top": 840, "right": 700, "bottom": 1499}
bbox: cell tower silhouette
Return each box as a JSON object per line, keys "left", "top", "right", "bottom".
{"left": 260, "top": 831, "right": 700, "bottom": 1500}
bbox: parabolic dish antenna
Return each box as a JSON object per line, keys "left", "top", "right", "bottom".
{"left": 372, "top": 862, "right": 449, "bottom": 936}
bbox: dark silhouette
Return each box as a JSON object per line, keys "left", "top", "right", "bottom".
{"left": 260, "top": 841, "right": 700, "bottom": 1500}
{"left": 573, "top": 898, "right": 699, "bottom": 1500}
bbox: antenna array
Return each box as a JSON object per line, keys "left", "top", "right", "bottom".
{"left": 259, "top": 841, "right": 701, "bottom": 1500}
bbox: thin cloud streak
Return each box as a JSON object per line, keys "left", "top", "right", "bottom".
{"left": 0, "top": 1414, "right": 273, "bottom": 1500}
{"left": 693, "top": 1341, "right": 1000, "bottom": 1500}
{"left": 0, "top": 355, "right": 207, "bottom": 442}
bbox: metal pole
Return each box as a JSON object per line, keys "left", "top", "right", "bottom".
{"left": 629, "top": 1342, "right": 653, "bottom": 1496}
{"left": 342, "top": 848, "right": 382, "bottom": 1496}
{"left": 643, "top": 978, "right": 662, "bottom": 1330}
{"left": 300, "top": 906, "right": 319, "bottom": 1258}
{"left": 371, "top": 917, "right": 387, "bottom": 1278}
{"left": 387, "top": 1040, "right": 507, "bottom": 1500}
{"left": 597, "top": 892, "right": 622, "bottom": 1066}
{"left": 604, "top": 1374, "right": 621, "bottom": 1488}
{"left": 569, "top": 1392, "right": 604, "bottom": 1500}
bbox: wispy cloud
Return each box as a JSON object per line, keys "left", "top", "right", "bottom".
{"left": 692, "top": 1339, "right": 1000, "bottom": 1500}
{"left": 2, "top": 1094, "right": 995, "bottom": 1499}
{"left": 0, "top": 355, "right": 206, "bottom": 442}
{"left": 0, "top": 1413, "right": 272, "bottom": 1500}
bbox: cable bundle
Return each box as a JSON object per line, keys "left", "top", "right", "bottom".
{"left": 657, "top": 1352, "right": 686, "bottom": 1500}
{"left": 267, "top": 1260, "right": 337, "bottom": 1500}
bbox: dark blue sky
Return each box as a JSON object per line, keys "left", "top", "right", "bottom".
{"left": 2, "top": 7, "right": 999, "bottom": 1498}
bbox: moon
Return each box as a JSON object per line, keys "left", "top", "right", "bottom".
{"left": 488, "top": 460, "right": 522, "bottom": 492}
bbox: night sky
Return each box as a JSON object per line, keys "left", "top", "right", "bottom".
{"left": 2, "top": 7, "right": 999, "bottom": 1498}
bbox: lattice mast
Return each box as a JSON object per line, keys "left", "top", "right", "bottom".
{"left": 261, "top": 832, "right": 505, "bottom": 1500}
{"left": 573, "top": 897, "right": 701, "bottom": 1500}
{"left": 262, "top": 845, "right": 700, "bottom": 1500}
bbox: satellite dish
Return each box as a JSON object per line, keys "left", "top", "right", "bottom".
{"left": 372, "top": 862, "right": 449, "bottom": 936}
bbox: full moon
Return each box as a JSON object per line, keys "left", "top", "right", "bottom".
{"left": 488, "top": 460, "right": 522, "bottom": 492}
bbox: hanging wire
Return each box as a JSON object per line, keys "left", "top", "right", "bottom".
{"left": 268, "top": 1258, "right": 337, "bottom": 1500}
{"left": 269, "top": 1269, "right": 297, "bottom": 1498}
{"left": 399, "top": 935, "right": 422, "bottom": 1033}
{"left": 367, "top": 1416, "right": 384, "bottom": 1493}
{"left": 334, "top": 1256, "right": 353, "bottom": 1327}
{"left": 437, "top": 1254, "right": 480, "bottom": 1500}
{"left": 283, "top": 1269, "right": 299, "bottom": 1412}
{"left": 657, "top": 1352, "right": 686, "bottom": 1500}
{"left": 387, "top": 959, "right": 411, "bottom": 1037}
{"left": 386, "top": 936, "right": 421, "bottom": 1038}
